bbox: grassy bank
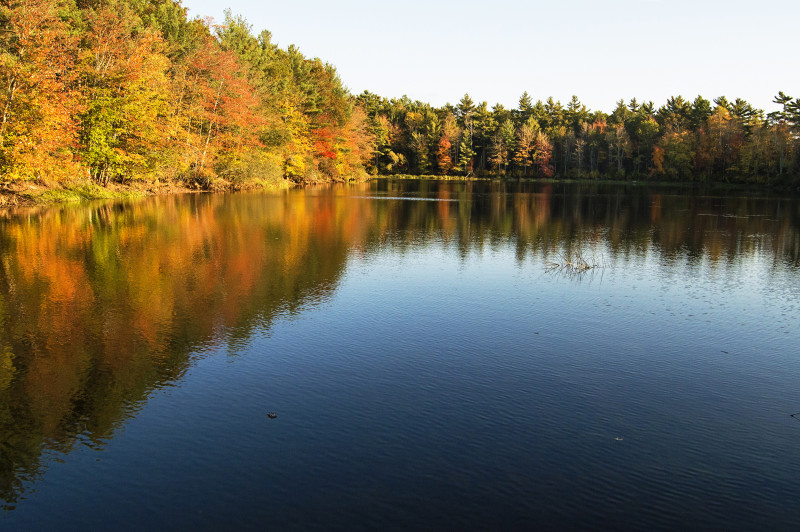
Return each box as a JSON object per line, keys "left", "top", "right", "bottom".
{"left": 0, "top": 177, "right": 295, "bottom": 210}
{"left": 1, "top": 182, "right": 141, "bottom": 208}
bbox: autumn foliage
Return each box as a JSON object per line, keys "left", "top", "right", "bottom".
{"left": 1, "top": 1, "right": 798, "bottom": 187}
{"left": 0, "top": 0, "right": 375, "bottom": 188}
{"left": 0, "top": 0, "right": 81, "bottom": 181}
{"left": 358, "top": 92, "right": 800, "bottom": 183}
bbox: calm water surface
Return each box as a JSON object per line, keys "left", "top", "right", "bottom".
{"left": 1, "top": 180, "right": 799, "bottom": 530}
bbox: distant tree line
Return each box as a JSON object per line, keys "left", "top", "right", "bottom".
{"left": 1, "top": 0, "right": 798, "bottom": 188}
{"left": 358, "top": 91, "right": 800, "bottom": 184}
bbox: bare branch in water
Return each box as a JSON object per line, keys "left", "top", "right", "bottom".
{"left": 545, "top": 249, "right": 604, "bottom": 276}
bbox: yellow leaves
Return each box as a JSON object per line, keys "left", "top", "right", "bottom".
{"left": 405, "top": 110, "right": 424, "bottom": 132}
{"left": 284, "top": 154, "right": 306, "bottom": 177}
{"left": 0, "top": 0, "right": 81, "bottom": 181}
{"left": 0, "top": 0, "right": 378, "bottom": 186}
{"left": 273, "top": 98, "right": 314, "bottom": 176}
{"left": 710, "top": 105, "right": 732, "bottom": 123}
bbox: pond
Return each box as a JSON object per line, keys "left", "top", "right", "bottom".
{"left": 1, "top": 179, "right": 799, "bottom": 530}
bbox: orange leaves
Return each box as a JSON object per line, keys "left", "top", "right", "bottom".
{"left": 653, "top": 146, "right": 665, "bottom": 174}
{"left": 173, "top": 28, "right": 264, "bottom": 177}
{"left": 342, "top": 104, "right": 375, "bottom": 164}
{"left": 0, "top": 2, "right": 379, "bottom": 185}
{"left": 534, "top": 131, "right": 554, "bottom": 178}
{"left": 590, "top": 119, "right": 607, "bottom": 134}
{"left": 305, "top": 104, "right": 377, "bottom": 179}
{"left": 0, "top": 0, "right": 81, "bottom": 180}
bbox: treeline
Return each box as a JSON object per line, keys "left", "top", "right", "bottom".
{"left": 357, "top": 91, "right": 800, "bottom": 184}
{"left": 2, "top": 1, "right": 798, "bottom": 189}
{"left": 0, "top": 0, "right": 375, "bottom": 188}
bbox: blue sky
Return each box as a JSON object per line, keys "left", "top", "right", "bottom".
{"left": 181, "top": 0, "right": 798, "bottom": 114}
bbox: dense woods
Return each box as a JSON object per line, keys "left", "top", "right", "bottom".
{"left": 361, "top": 91, "right": 800, "bottom": 184}
{"left": 1, "top": 0, "right": 798, "bottom": 190}
{"left": 0, "top": 0, "right": 375, "bottom": 190}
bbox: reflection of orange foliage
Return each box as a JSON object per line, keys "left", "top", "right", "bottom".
{"left": 0, "top": 181, "right": 798, "bottom": 500}
{"left": 535, "top": 184, "right": 552, "bottom": 226}
{"left": 437, "top": 188, "right": 451, "bottom": 222}
{"left": 650, "top": 194, "right": 662, "bottom": 223}
{"left": 0, "top": 191, "right": 368, "bottom": 461}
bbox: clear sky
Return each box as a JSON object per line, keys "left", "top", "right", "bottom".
{"left": 180, "top": 0, "right": 798, "bottom": 114}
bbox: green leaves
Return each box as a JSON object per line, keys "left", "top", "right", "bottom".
{"left": 77, "top": 4, "right": 171, "bottom": 184}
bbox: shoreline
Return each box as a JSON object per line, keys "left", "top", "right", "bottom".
{"left": 2, "top": 174, "right": 798, "bottom": 214}
{"left": 0, "top": 178, "right": 296, "bottom": 212}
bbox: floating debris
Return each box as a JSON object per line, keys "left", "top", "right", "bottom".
{"left": 545, "top": 250, "right": 605, "bottom": 277}
{"left": 615, "top": 436, "right": 624, "bottom": 441}
{"left": 267, "top": 412, "right": 277, "bottom": 419}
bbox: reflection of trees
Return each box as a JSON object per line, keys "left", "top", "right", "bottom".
{"left": 0, "top": 180, "right": 797, "bottom": 506}
{"left": 365, "top": 180, "right": 800, "bottom": 268}
{"left": 0, "top": 191, "right": 358, "bottom": 506}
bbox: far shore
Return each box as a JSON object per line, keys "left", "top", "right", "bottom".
{"left": 2, "top": 174, "right": 799, "bottom": 213}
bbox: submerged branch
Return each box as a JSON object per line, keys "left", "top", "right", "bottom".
{"left": 545, "top": 249, "right": 605, "bottom": 276}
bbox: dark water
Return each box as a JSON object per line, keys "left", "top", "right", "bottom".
{"left": 1, "top": 180, "right": 799, "bottom": 530}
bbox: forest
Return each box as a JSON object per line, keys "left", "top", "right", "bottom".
{"left": 1, "top": 0, "right": 375, "bottom": 191}
{"left": 364, "top": 91, "right": 800, "bottom": 184}
{"left": 1, "top": 0, "right": 799, "bottom": 192}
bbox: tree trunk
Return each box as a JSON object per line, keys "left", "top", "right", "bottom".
{"left": 199, "top": 80, "right": 224, "bottom": 172}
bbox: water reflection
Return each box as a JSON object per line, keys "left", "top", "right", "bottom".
{"left": 0, "top": 192, "right": 354, "bottom": 505}
{"left": 0, "top": 180, "right": 798, "bottom": 507}
{"left": 362, "top": 180, "right": 799, "bottom": 268}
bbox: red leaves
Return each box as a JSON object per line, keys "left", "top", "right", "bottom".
{"left": 0, "top": 3, "right": 377, "bottom": 184}
{"left": 313, "top": 127, "right": 337, "bottom": 160}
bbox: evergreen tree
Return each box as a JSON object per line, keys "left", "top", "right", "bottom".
{"left": 517, "top": 91, "right": 533, "bottom": 124}
{"left": 565, "top": 95, "right": 589, "bottom": 134}
{"left": 689, "top": 96, "right": 712, "bottom": 131}
{"left": 457, "top": 130, "right": 475, "bottom": 176}
{"left": 456, "top": 93, "right": 475, "bottom": 130}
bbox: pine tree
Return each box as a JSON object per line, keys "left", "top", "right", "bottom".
{"left": 517, "top": 91, "right": 533, "bottom": 124}
{"left": 458, "top": 130, "right": 475, "bottom": 176}
{"left": 689, "top": 96, "right": 712, "bottom": 131}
